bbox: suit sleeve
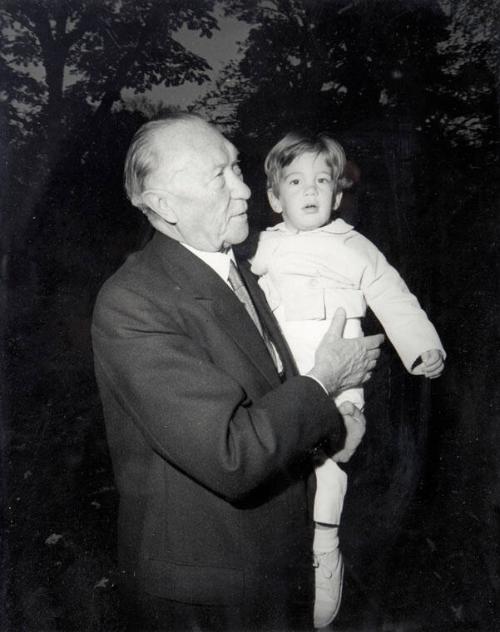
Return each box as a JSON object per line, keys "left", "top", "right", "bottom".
{"left": 92, "top": 283, "right": 342, "bottom": 503}
{"left": 350, "top": 233, "right": 446, "bottom": 373}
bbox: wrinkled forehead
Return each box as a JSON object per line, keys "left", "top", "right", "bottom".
{"left": 150, "top": 120, "right": 236, "bottom": 183}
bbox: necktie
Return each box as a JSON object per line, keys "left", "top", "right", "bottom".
{"left": 227, "top": 260, "right": 282, "bottom": 373}
{"left": 228, "top": 260, "right": 264, "bottom": 335}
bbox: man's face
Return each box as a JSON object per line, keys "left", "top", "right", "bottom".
{"left": 146, "top": 121, "right": 251, "bottom": 252}
{"left": 270, "top": 152, "right": 336, "bottom": 232}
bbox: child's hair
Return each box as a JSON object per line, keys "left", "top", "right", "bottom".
{"left": 264, "top": 131, "right": 352, "bottom": 196}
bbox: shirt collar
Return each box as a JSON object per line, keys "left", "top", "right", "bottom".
{"left": 181, "top": 242, "right": 235, "bottom": 284}
{"left": 268, "top": 217, "right": 354, "bottom": 235}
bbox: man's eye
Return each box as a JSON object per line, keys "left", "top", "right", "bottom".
{"left": 212, "top": 172, "right": 225, "bottom": 188}
{"left": 233, "top": 163, "right": 242, "bottom": 176}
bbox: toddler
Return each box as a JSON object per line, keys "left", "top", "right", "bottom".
{"left": 251, "top": 132, "right": 445, "bottom": 628}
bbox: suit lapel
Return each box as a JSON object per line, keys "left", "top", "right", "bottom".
{"left": 147, "top": 232, "right": 282, "bottom": 386}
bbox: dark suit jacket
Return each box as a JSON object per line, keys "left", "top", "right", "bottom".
{"left": 92, "top": 231, "right": 344, "bottom": 630}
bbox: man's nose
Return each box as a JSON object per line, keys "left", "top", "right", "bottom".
{"left": 230, "top": 173, "right": 251, "bottom": 199}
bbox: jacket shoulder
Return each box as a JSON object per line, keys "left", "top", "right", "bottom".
{"left": 92, "top": 242, "right": 179, "bottom": 330}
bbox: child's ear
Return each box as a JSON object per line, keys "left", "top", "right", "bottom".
{"left": 267, "top": 189, "right": 283, "bottom": 215}
{"left": 142, "top": 191, "right": 178, "bottom": 224}
{"left": 333, "top": 191, "right": 343, "bottom": 211}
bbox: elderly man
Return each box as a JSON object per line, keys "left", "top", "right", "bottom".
{"left": 92, "top": 112, "right": 383, "bottom": 631}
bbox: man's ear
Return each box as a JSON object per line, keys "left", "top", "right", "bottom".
{"left": 267, "top": 189, "right": 283, "bottom": 215}
{"left": 333, "top": 191, "right": 343, "bottom": 211}
{"left": 142, "top": 191, "right": 178, "bottom": 224}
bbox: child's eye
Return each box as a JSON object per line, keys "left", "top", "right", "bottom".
{"left": 317, "top": 177, "right": 332, "bottom": 184}
{"left": 289, "top": 178, "right": 300, "bottom": 185}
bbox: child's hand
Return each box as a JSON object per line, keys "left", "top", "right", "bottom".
{"left": 420, "top": 349, "right": 445, "bottom": 379}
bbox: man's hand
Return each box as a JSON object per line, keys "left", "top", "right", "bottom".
{"left": 420, "top": 349, "right": 445, "bottom": 379}
{"left": 307, "top": 308, "right": 384, "bottom": 396}
{"left": 332, "top": 401, "right": 366, "bottom": 463}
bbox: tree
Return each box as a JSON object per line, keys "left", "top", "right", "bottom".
{"left": 203, "top": 0, "right": 449, "bottom": 138}
{"left": 437, "top": 0, "right": 500, "bottom": 136}
{"left": 1, "top": 0, "right": 217, "bottom": 136}
{"left": 1, "top": 0, "right": 218, "bottom": 252}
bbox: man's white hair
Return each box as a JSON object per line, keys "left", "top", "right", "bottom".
{"left": 123, "top": 112, "right": 208, "bottom": 217}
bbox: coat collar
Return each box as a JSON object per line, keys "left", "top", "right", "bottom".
{"left": 268, "top": 217, "right": 354, "bottom": 235}
{"left": 145, "top": 231, "right": 228, "bottom": 299}
{"left": 145, "top": 231, "right": 291, "bottom": 386}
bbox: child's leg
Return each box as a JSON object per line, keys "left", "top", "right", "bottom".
{"left": 278, "top": 315, "right": 363, "bottom": 627}
{"left": 313, "top": 457, "right": 347, "bottom": 525}
{"left": 279, "top": 318, "right": 331, "bottom": 375}
{"left": 313, "top": 458, "right": 347, "bottom": 628}
{"left": 311, "top": 385, "right": 362, "bottom": 627}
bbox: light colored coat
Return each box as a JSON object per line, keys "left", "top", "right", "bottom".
{"left": 251, "top": 218, "right": 445, "bottom": 375}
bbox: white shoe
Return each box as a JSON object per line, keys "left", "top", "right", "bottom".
{"left": 313, "top": 548, "right": 344, "bottom": 629}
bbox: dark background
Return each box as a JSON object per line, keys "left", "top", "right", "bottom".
{"left": 1, "top": 1, "right": 499, "bottom": 630}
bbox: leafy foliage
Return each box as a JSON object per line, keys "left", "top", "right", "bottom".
{"left": 202, "top": 0, "right": 499, "bottom": 154}
{"left": 435, "top": 0, "right": 500, "bottom": 146}
{"left": 1, "top": 0, "right": 217, "bottom": 136}
{"left": 0, "top": 0, "right": 219, "bottom": 254}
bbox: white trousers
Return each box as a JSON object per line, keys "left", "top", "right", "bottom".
{"left": 275, "top": 310, "right": 364, "bottom": 524}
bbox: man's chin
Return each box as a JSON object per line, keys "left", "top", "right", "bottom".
{"left": 223, "top": 224, "right": 249, "bottom": 249}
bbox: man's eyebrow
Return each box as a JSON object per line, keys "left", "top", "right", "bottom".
{"left": 211, "top": 153, "right": 240, "bottom": 173}
{"left": 208, "top": 159, "right": 227, "bottom": 175}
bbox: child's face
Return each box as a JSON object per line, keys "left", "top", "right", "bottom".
{"left": 268, "top": 152, "right": 340, "bottom": 231}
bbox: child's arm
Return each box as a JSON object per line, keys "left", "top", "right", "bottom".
{"left": 413, "top": 349, "right": 445, "bottom": 379}
{"left": 249, "top": 230, "right": 277, "bottom": 276}
{"left": 351, "top": 233, "right": 446, "bottom": 374}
